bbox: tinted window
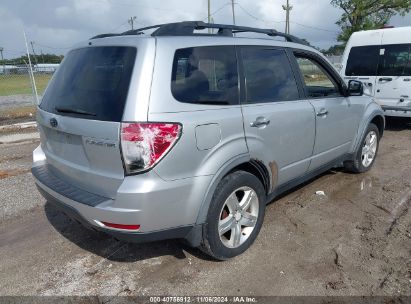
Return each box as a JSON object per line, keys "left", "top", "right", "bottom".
{"left": 296, "top": 56, "right": 340, "bottom": 98}
{"left": 378, "top": 44, "right": 411, "bottom": 76}
{"left": 40, "top": 47, "right": 136, "bottom": 122}
{"left": 345, "top": 45, "right": 379, "bottom": 76}
{"left": 171, "top": 46, "right": 238, "bottom": 105}
{"left": 241, "top": 48, "right": 299, "bottom": 103}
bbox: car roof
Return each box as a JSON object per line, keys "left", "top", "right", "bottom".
{"left": 347, "top": 26, "right": 411, "bottom": 47}
{"left": 75, "top": 34, "right": 320, "bottom": 55}
{"left": 91, "top": 21, "right": 308, "bottom": 44}
{"left": 71, "top": 21, "right": 330, "bottom": 65}
{"left": 351, "top": 26, "right": 411, "bottom": 36}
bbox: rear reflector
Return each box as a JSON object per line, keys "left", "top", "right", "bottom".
{"left": 101, "top": 221, "right": 140, "bottom": 231}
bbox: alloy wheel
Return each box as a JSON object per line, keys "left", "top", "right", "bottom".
{"left": 218, "top": 186, "right": 259, "bottom": 248}
{"left": 361, "top": 130, "right": 377, "bottom": 167}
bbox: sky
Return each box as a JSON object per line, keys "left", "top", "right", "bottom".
{"left": 1, "top": 0, "right": 411, "bottom": 59}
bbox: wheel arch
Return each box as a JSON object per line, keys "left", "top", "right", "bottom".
{"left": 226, "top": 160, "right": 270, "bottom": 195}
{"left": 370, "top": 114, "right": 385, "bottom": 137}
{"left": 351, "top": 104, "right": 385, "bottom": 154}
{"left": 195, "top": 156, "right": 271, "bottom": 225}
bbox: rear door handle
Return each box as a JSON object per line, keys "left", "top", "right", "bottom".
{"left": 404, "top": 78, "right": 411, "bottom": 82}
{"left": 316, "top": 109, "right": 329, "bottom": 117}
{"left": 250, "top": 117, "right": 270, "bottom": 128}
{"left": 379, "top": 77, "right": 393, "bottom": 82}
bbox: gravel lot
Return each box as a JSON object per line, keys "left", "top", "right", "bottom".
{"left": 0, "top": 120, "right": 410, "bottom": 296}
{"left": 0, "top": 95, "right": 37, "bottom": 127}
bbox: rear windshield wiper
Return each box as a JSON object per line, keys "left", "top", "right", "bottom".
{"left": 55, "top": 106, "right": 96, "bottom": 116}
{"left": 196, "top": 100, "right": 230, "bottom": 105}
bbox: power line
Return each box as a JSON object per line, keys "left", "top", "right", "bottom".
{"left": 108, "top": 21, "right": 129, "bottom": 33}
{"left": 237, "top": 3, "right": 338, "bottom": 34}
{"left": 237, "top": 4, "right": 282, "bottom": 25}
{"left": 202, "top": 3, "right": 231, "bottom": 21}
{"left": 33, "top": 43, "right": 73, "bottom": 50}
{"left": 290, "top": 21, "right": 339, "bottom": 33}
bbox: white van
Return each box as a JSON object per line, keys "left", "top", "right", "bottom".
{"left": 340, "top": 27, "right": 411, "bottom": 117}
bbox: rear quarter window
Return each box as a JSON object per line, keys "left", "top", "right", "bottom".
{"left": 171, "top": 46, "right": 239, "bottom": 105}
{"left": 40, "top": 46, "right": 136, "bottom": 122}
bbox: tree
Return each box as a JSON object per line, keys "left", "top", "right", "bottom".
{"left": 300, "top": 38, "right": 322, "bottom": 51}
{"left": 0, "top": 54, "right": 63, "bottom": 66}
{"left": 331, "top": 0, "right": 411, "bottom": 43}
{"left": 322, "top": 44, "right": 345, "bottom": 56}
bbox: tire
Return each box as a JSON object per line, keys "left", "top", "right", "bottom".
{"left": 200, "top": 171, "right": 266, "bottom": 260}
{"left": 344, "top": 123, "right": 380, "bottom": 173}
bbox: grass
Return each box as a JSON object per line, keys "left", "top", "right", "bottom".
{"left": 0, "top": 74, "right": 52, "bottom": 96}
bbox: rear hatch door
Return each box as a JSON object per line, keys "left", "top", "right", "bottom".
{"left": 37, "top": 46, "right": 137, "bottom": 198}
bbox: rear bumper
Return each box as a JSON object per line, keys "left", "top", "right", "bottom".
{"left": 381, "top": 105, "right": 411, "bottom": 117}
{"left": 36, "top": 184, "right": 195, "bottom": 243}
{"left": 32, "top": 163, "right": 210, "bottom": 246}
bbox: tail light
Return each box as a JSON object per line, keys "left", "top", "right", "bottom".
{"left": 120, "top": 122, "right": 181, "bottom": 174}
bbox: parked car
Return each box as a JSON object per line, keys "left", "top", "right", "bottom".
{"left": 340, "top": 26, "right": 411, "bottom": 118}
{"left": 32, "top": 21, "right": 385, "bottom": 260}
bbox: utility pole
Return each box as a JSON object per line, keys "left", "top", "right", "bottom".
{"left": 30, "top": 41, "right": 38, "bottom": 65}
{"left": 208, "top": 0, "right": 211, "bottom": 32}
{"left": 211, "top": 17, "right": 215, "bottom": 33}
{"left": 282, "top": 0, "right": 292, "bottom": 34}
{"left": 0, "top": 47, "right": 5, "bottom": 75}
{"left": 231, "top": 0, "right": 236, "bottom": 25}
{"left": 128, "top": 16, "right": 137, "bottom": 30}
{"left": 207, "top": 0, "right": 211, "bottom": 24}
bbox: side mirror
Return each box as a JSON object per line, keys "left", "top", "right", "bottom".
{"left": 347, "top": 80, "right": 364, "bottom": 96}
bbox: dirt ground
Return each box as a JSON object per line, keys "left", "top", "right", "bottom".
{"left": 0, "top": 120, "right": 410, "bottom": 296}
{"left": 0, "top": 95, "right": 37, "bottom": 126}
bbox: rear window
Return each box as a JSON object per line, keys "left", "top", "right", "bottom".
{"left": 171, "top": 46, "right": 239, "bottom": 105}
{"left": 345, "top": 45, "right": 379, "bottom": 76}
{"left": 40, "top": 46, "right": 136, "bottom": 121}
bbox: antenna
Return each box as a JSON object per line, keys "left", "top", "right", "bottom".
{"left": 23, "top": 30, "right": 39, "bottom": 105}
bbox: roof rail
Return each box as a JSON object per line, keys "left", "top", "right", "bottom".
{"left": 90, "top": 21, "right": 309, "bottom": 45}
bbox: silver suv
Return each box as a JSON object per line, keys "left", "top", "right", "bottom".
{"left": 32, "top": 21, "right": 385, "bottom": 260}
